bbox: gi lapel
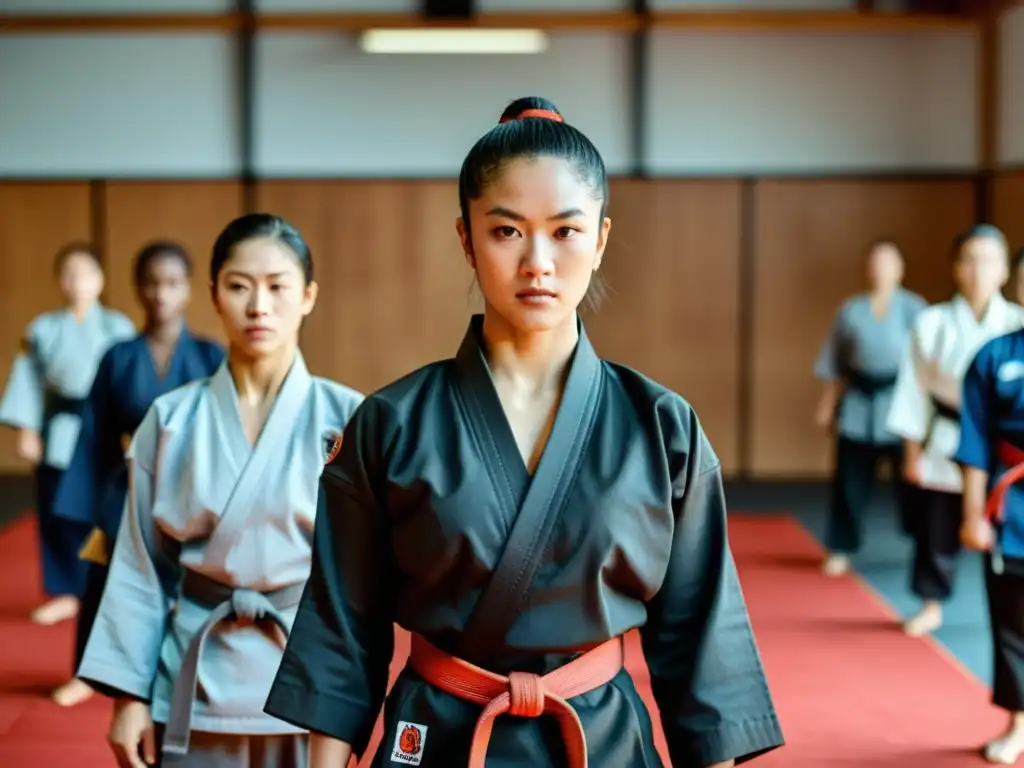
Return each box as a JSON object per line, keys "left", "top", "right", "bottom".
{"left": 201, "top": 353, "right": 313, "bottom": 567}
{"left": 453, "top": 315, "right": 603, "bottom": 660}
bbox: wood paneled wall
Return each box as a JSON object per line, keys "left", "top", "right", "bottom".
{"left": 2, "top": 174, "right": 1019, "bottom": 478}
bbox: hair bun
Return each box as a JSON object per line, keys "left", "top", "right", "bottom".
{"left": 499, "top": 108, "right": 564, "bottom": 125}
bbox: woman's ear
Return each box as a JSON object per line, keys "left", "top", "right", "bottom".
{"left": 456, "top": 217, "right": 475, "bottom": 269}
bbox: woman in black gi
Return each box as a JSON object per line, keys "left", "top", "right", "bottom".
{"left": 265, "top": 97, "right": 785, "bottom": 768}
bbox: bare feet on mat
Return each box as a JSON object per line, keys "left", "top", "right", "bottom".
{"left": 29, "top": 595, "right": 79, "bottom": 626}
{"left": 903, "top": 602, "right": 942, "bottom": 637}
{"left": 984, "top": 712, "right": 1024, "bottom": 764}
{"left": 821, "top": 554, "right": 850, "bottom": 577}
{"left": 51, "top": 678, "right": 93, "bottom": 708}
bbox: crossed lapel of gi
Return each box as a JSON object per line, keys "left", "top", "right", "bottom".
{"left": 452, "top": 314, "right": 603, "bottom": 660}
{"left": 201, "top": 352, "right": 313, "bottom": 567}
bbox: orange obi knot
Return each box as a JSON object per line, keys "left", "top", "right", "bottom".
{"left": 507, "top": 671, "right": 545, "bottom": 717}
{"left": 408, "top": 633, "right": 624, "bottom": 768}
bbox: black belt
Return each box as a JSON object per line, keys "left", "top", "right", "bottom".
{"left": 44, "top": 391, "right": 87, "bottom": 419}
{"left": 930, "top": 396, "right": 960, "bottom": 422}
{"left": 842, "top": 368, "right": 897, "bottom": 397}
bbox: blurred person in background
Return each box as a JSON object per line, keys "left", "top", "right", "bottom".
{"left": 888, "top": 225, "right": 1024, "bottom": 637}
{"left": 814, "top": 240, "right": 927, "bottom": 578}
{"left": 955, "top": 323, "right": 1024, "bottom": 765}
{"left": 0, "top": 243, "right": 135, "bottom": 627}
{"left": 49, "top": 241, "right": 224, "bottom": 709}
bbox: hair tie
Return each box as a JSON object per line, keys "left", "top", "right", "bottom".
{"left": 500, "top": 108, "right": 564, "bottom": 124}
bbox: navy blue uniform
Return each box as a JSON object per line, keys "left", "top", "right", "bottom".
{"left": 52, "top": 331, "right": 224, "bottom": 670}
{"left": 955, "top": 328, "right": 1024, "bottom": 712}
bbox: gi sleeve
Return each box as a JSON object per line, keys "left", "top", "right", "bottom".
{"left": 52, "top": 348, "right": 116, "bottom": 530}
{"left": 264, "top": 396, "right": 396, "bottom": 757}
{"left": 813, "top": 305, "right": 845, "bottom": 381}
{"left": 640, "top": 417, "right": 784, "bottom": 766}
{"left": 954, "top": 345, "right": 994, "bottom": 471}
{"left": 77, "top": 405, "right": 169, "bottom": 700}
{"left": 0, "top": 319, "right": 45, "bottom": 432}
{"left": 886, "top": 322, "right": 933, "bottom": 442}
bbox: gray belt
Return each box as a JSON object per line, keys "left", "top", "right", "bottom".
{"left": 161, "top": 570, "right": 305, "bottom": 756}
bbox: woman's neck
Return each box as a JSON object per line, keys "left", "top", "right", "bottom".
{"left": 144, "top": 317, "right": 184, "bottom": 344}
{"left": 870, "top": 285, "right": 896, "bottom": 301}
{"left": 68, "top": 300, "right": 96, "bottom": 321}
{"left": 481, "top": 309, "right": 579, "bottom": 397}
{"left": 227, "top": 343, "right": 297, "bottom": 404}
{"left": 964, "top": 291, "right": 998, "bottom": 321}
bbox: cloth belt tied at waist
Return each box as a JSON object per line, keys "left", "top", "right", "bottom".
{"left": 930, "top": 396, "right": 960, "bottom": 423}
{"left": 979, "top": 440, "right": 1024, "bottom": 575}
{"left": 44, "top": 391, "right": 87, "bottom": 418}
{"left": 988, "top": 441, "right": 1024, "bottom": 525}
{"left": 842, "top": 368, "right": 897, "bottom": 397}
{"left": 408, "top": 633, "right": 624, "bottom": 768}
{"left": 162, "top": 570, "right": 305, "bottom": 757}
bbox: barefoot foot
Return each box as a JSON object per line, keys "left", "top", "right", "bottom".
{"left": 903, "top": 602, "right": 943, "bottom": 637}
{"left": 985, "top": 713, "right": 1024, "bottom": 765}
{"left": 30, "top": 596, "right": 79, "bottom": 626}
{"left": 822, "top": 554, "right": 851, "bottom": 577}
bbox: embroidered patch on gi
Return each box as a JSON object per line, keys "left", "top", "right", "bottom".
{"left": 323, "top": 431, "right": 344, "bottom": 466}
{"left": 390, "top": 721, "right": 427, "bottom": 765}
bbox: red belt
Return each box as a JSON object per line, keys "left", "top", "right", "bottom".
{"left": 407, "top": 633, "right": 624, "bottom": 768}
{"left": 988, "top": 441, "right": 1024, "bottom": 523}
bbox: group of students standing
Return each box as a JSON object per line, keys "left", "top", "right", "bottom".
{"left": 0, "top": 97, "right": 786, "bottom": 768}
{"left": 816, "top": 228, "right": 1024, "bottom": 765}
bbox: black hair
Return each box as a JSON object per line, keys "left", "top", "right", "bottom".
{"left": 457, "top": 96, "right": 610, "bottom": 310}
{"left": 209, "top": 213, "right": 313, "bottom": 285}
{"left": 53, "top": 241, "right": 101, "bottom": 276}
{"left": 953, "top": 223, "right": 1008, "bottom": 258}
{"left": 133, "top": 240, "right": 192, "bottom": 288}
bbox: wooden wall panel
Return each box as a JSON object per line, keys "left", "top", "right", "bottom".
{"left": 255, "top": 181, "right": 477, "bottom": 392}
{"left": 102, "top": 181, "right": 244, "bottom": 343}
{"left": 0, "top": 177, "right": 989, "bottom": 478}
{"left": 993, "top": 172, "right": 1024, "bottom": 252}
{"left": 751, "top": 179, "right": 975, "bottom": 477}
{"left": 588, "top": 180, "right": 742, "bottom": 474}
{"left": 256, "top": 180, "right": 743, "bottom": 473}
{"left": 0, "top": 183, "right": 92, "bottom": 472}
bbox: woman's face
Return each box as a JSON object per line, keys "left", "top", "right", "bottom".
{"left": 955, "top": 235, "right": 1008, "bottom": 303}
{"left": 138, "top": 254, "right": 191, "bottom": 326}
{"left": 59, "top": 251, "right": 104, "bottom": 306}
{"left": 866, "top": 243, "right": 903, "bottom": 292}
{"left": 457, "top": 155, "right": 610, "bottom": 334}
{"left": 212, "top": 237, "right": 317, "bottom": 358}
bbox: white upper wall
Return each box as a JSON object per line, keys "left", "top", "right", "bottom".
{"left": 0, "top": 0, "right": 982, "bottom": 176}
{"left": 0, "top": 34, "right": 239, "bottom": 177}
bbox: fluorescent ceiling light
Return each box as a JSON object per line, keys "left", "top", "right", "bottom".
{"left": 359, "top": 28, "right": 548, "bottom": 55}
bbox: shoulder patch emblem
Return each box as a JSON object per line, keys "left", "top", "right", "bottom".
{"left": 325, "top": 433, "right": 343, "bottom": 465}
